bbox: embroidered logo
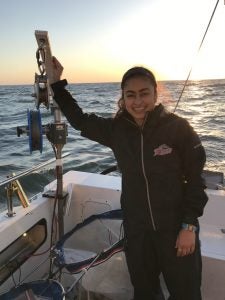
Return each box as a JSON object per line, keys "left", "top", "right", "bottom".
{"left": 154, "top": 144, "right": 172, "bottom": 156}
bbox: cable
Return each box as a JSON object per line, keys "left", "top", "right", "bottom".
{"left": 173, "top": 0, "right": 220, "bottom": 112}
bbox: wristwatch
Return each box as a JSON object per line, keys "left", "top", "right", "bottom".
{"left": 181, "top": 223, "right": 197, "bottom": 232}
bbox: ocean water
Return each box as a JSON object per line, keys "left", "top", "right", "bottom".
{"left": 0, "top": 79, "right": 225, "bottom": 210}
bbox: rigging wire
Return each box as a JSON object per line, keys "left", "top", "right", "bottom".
{"left": 173, "top": 0, "right": 220, "bottom": 112}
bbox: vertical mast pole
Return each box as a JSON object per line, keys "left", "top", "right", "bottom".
{"left": 35, "top": 30, "right": 65, "bottom": 239}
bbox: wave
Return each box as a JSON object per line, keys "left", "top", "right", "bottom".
{"left": 1, "top": 79, "right": 225, "bottom": 208}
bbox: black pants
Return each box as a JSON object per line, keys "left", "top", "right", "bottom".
{"left": 125, "top": 229, "right": 202, "bottom": 300}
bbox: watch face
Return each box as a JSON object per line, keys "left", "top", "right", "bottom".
{"left": 182, "top": 223, "right": 197, "bottom": 232}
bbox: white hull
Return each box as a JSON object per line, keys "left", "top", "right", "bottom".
{"left": 0, "top": 170, "right": 225, "bottom": 299}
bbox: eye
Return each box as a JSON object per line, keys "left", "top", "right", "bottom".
{"left": 140, "top": 91, "right": 150, "bottom": 97}
{"left": 126, "top": 93, "right": 135, "bottom": 99}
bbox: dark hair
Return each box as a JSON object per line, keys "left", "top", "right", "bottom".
{"left": 115, "top": 66, "right": 157, "bottom": 117}
{"left": 121, "top": 66, "right": 157, "bottom": 90}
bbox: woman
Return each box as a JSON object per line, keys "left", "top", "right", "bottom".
{"left": 50, "top": 58, "right": 208, "bottom": 300}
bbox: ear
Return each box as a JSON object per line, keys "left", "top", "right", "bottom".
{"left": 154, "top": 90, "right": 158, "bottom": 103}
{"left": 121, "top": 98, "right": 126, "bottom": 108}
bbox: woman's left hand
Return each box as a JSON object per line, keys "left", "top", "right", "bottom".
{"left": 175, "top": 229, "right": 196, "bottom": 257}
{"left": 50, "top": 56, "right": 64, "bottom": 84}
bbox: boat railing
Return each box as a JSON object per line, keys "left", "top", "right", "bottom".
{"left": 0, "top": 152, "right": 70, "bottom": 217}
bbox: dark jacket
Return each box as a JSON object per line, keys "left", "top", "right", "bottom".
{"left": 51, "top": 80, "right": 208, "bottom": 233}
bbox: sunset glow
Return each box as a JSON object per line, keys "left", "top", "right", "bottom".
{"left": 0, "top": 0, "right": 224, "bottom": 85}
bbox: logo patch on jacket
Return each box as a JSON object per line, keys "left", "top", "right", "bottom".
{"left": 154, "top": 144, "right": 173, "bottom": 156}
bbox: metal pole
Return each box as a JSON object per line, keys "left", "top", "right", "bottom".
{"left": 35, "top": 30, "right": 67, "bottom": 239}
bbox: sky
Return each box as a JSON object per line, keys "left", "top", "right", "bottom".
{"left": 0, "top": 0, "right": 224, "bottom": 84}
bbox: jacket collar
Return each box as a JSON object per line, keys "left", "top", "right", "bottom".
{"left": 121, "top": 103, "right": 166, "bottom": 129}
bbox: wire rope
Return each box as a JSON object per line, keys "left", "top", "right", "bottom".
{"left": 173, "top": 0, "right": 220, "bottom": 112}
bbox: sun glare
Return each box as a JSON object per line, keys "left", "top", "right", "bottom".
{"left": 1, "top": 0, "right": 223, "bottom": 85}
{"left": 95, "top": 0, "right": 223, "bottom": 81}
{"left": 36, "top": 1, "right": 225, "bottom": 83}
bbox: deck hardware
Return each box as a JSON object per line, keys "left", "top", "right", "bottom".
{"left": 32, "top": 36, "right": 51, "bottom": 109}
{"left": 5, "top": 173, "right": 29, "bottom": 217}
{"left": 16, "top": 30, "right": 68, "bottom": 280}
{"left": 33, "top": 73, "right": 49, "bottom": 109}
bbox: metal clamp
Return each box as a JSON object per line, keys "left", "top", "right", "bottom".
{"left": 5, "top": 174, "right": 29, "bottom": 217}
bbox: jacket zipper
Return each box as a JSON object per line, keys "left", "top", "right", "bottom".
{"left": 140, "top": 113, "right": 156, "bottom": 230}
{"left": 123, "top": 113, "right": 157, "bottom": 230}
{"left": 140, "top": 132, "right": 156, "bottom": 231}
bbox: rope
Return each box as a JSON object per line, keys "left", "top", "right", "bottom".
{"left": 173, "top": 0, "right": 220, "bottom": 112}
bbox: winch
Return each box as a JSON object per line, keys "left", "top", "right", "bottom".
{"left": 17, "top": 31, "right": 68, "bottom": 154}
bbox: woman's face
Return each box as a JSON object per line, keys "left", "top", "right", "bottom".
{"left": 123, "top": 76, "right": 157, "bottom": 126}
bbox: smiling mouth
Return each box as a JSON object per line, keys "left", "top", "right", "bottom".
{"left": 133, "top": 107, "right": 146, "bottom": 112}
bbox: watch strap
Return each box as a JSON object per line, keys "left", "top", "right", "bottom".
{"left": 181, "top": 223, "right": 197, "bottom": 232}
